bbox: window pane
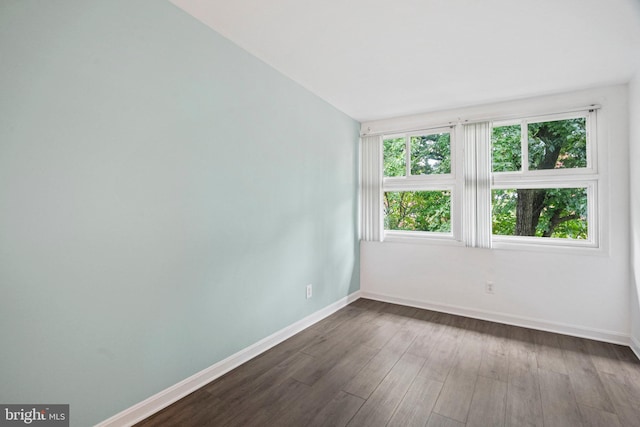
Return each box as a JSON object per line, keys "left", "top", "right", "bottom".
{"left": 383, "top": 137, "right": 406, "bottom": 177}
{"left": 492, "top": 124, "right": 522, "bottom": 172}
{"left": 528, "top": 118, "right": 587, "bottom": 170}
{"left": 492, "top": 188, "right": 588, "bottom": 239}
{"left": 410, "top": 133, "right": 451, "bottom": 175}
{"left": 384, "top": 190, "right": 451, "bottom": 232}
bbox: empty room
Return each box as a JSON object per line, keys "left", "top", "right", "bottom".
{"left": 2, "top": 0, "right": 640, "bottom": 426}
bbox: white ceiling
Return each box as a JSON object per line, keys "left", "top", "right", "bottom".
{"left": 169, "top": 0, "right": 640, "bottom": 122}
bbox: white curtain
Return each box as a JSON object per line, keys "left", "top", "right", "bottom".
{"left": 463, "top": 123, "right": 492, "bottom": 248}
{"left": 360, "top": 135, "right": 383, "bottom": 241}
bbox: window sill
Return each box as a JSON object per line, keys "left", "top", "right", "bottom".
{"left": 375, "top": 233, "right": 604, "bottom": 255}
{"left": 491, "top": 237, "right": 604, "bottom": 256}
{"left": 382, "top": 231, "right": 463, "bottom": 246}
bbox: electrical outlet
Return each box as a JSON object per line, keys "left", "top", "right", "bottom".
{"left": 485, "top": 281, "right": 495, "bottom": 294}
{"left": 306, "top": 284, "right": 313, "bottom": 299}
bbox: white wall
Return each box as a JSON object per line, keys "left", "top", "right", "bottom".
{"left": 361, "top": 85, "right": 630, "bottom": 343}
{"left": 630, "top": 74, "right": 640, "bottom": 355}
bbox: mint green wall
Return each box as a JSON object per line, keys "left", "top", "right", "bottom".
{"left": 0, "top": 1, "right": 360, "bottom": 425}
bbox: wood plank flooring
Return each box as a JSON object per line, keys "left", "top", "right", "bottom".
{"left": 136, "top": 299, "right": 640, "bottom": 427}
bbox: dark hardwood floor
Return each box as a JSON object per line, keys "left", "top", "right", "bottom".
{"left": 136, "top": 299, "right": 640, "bottom": 427}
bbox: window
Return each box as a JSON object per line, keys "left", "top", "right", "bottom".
{"left": 384, "top": 190, "right": 452, "bottom": 232}
{"left": 491, "top": 112, "right": 597, "bottom": 246}
{"left": 383, "top": 131, "right": 452, "bottom": 178}
{"left": 364, "top": 108, "right": 599, "bottom": 248}
{"left": 382, "top": 129, "right": 455, "bottom": 237}
{"left": 491, "top": 187, "right": 589, "bottom": 239}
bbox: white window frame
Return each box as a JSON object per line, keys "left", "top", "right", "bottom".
{"left": 366, "top": 107, "right": 601, "bottom": 250}
{"left": 490, "top": 110, "right": 598, "bottom": 248}
{"left": 382, "top": 126, "right": 460, "bottom": 242}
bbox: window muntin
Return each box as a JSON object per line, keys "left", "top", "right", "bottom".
{"left": 384, "top": 190, "right": 452, "bottom": 233}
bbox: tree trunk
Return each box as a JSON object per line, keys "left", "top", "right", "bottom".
{"left": 514, "top": 125, "right": 562, "bottom": 236}
{"left": 515, "top": 188, "right": 547, "bottom": 236}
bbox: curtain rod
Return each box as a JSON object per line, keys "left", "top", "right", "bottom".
{"left": 360, "top": 104, "right": 601, "bottom": 137}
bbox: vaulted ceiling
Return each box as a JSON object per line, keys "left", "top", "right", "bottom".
{"left": 170, "top": 0, "right": 640, "bottom": 121}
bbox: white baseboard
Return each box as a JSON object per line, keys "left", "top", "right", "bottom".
{"left": 96, "top": 291, "right": 361, "bottom": 427}
{"left": 360, "top": 291, "right": 630, "bottom": 346}
{"left": 631, "top": 335, "right": 640, "bottom": 361}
